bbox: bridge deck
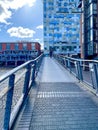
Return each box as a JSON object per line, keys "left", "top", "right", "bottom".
{"left": 15, "top": 57, "right": 98, "bottom": 130}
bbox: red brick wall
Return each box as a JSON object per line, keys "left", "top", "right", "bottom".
{"left": 10, "top": 43, "right": 15, "bottom": 50}
{"left": 19, "top": 43, "right": 23, "bottom": 50}
{"left": 27, "top": 43, "right": 32, "bottom": 50}
{"left": 2, "top": 43, "right": 6, "bottom": 51}
{"left": 35, "top": 42, "right": 41, "bottom": 51}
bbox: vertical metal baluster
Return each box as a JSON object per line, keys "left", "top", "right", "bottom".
{"left": 93, "top": 63, "right": 98, "bottom": 94}
{"left": 23, "top": 64, "right": 31, "bottom": 99}
{"left": 32, "top": 61, "right": 36, "bottom": 84}
{"left": 77, "top": 61, "right": 83, "bottom": 81}
{"left": 3, "top": 74, "right": 15, "bottom": 130}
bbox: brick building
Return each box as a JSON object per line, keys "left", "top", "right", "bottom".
{"left": 0, "top": 42, "right": 41, "bottom": 66}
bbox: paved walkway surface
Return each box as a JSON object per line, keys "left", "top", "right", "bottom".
{"left": 37, "top": 57, "right": 76, "bottom": 83}
{"left": 15, "top": 57, "right": 98, "bottom": 130}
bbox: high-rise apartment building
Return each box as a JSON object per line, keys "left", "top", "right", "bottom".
{"left": 79, "top": 0, "right": 98, "bottom": 59}
{"left": 43, "top": 0, "right": 80, "bottom": 55}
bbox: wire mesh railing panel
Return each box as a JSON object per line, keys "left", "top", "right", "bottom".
{"left": 11, "top": 69, "right": 26, "bottom": 110}
{"left": 0, "top": 79, "right": 8, "bottom": 130}
{"left": 0, "top": 95, "right": 7, "bottom": 129}
{"left": 54, "top": 54, "right": 98, "bottom": 93}
{"left": 0, "top": 54, "right": 43, "bottom": 130}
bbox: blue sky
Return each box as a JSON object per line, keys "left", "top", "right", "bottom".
{"left": 0, "top": 0, "right": 43, "bottom": 48}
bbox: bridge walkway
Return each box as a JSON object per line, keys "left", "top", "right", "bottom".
{"left": 15, "top": 57, "right": 98, "bottom": 130}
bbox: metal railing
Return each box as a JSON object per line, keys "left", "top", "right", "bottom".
{"left": 0, "top": 54, "right": 43, "bottom": 130}
{"left": 54, "top": 54, "right": 98, "bottom": 94}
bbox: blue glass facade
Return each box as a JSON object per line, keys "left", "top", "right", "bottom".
{"left": 43, "top": 0, "right": 80, "bottom": 54}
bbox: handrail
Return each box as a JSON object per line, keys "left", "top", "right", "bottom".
{"left": 62, "top": 55, "right": 98, "bottom": 63}
{"left": 0, "top": 53, "right": 43, "bottom": 130}
{"left": 0, "top": 54, "right": 43, "bottom": 83}
{"left": 54, "top": 54, "right": 98, "bottom": 94}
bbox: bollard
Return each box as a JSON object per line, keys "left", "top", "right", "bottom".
{"left": 3, "top": 74, "right": 15, "bottom": 130}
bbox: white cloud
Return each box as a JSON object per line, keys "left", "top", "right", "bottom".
{"left": 0, "top": 0, "right": 36, "bottom": 24}
{"left": 8, "top": 0, "right": 36, "bottom": 10}
{"left": 35, "top": 38, "right": 40, "bottom": 41}
{"left": 7, "top": 26, "right": 35, "bottom": 38}
{"left": 36, "top": 25, "right": 43, "bottom": 29}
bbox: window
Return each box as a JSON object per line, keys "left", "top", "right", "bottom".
{"left": 23, "top": 43, "right": 27, "bottom": 50}
{"left": 93, "top": 30, "right": 98, "bottom": 41}
{"left": 0, "top": 44, "right": 2, "bottom": 50}
{"left": 93, "top": 3, "right": 97, "bottom": 14}
{"left": 6, "top": 43, "right": 10, "bottom": 50}
{"left": 15, "top": 43, "right": 19, "bottom": 50}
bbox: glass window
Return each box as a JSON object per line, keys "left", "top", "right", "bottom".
{"left": 15, "top": 43, "right": 18, "bottom": 50}
{"left": 0, "top": 44, "right": 2, "bottom": 50}
{"left": 23, "top": 43, "right": 27, "bottom": 50}
{"left": 6, "top": 43, "right": 10, "bottom": 50}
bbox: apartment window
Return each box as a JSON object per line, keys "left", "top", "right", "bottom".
{"left": 87, "top": 41, "right": 93, "bottom": 55}
{"left": 23, "top": 44, "right": 27, "bottom": 50}
{"left": 6, "top": 43, "right": 10, "bottom": 50}
{"left": 93, "top": 4, "right": 97, "bottom": 14}
{"left": 0, "top": 44, "right": 2, "bottom": 50}
{"left": 93, "top": 30, "right": 98, "bottom": 40}
{"left": 15, "top": 43, "right": 18, "bottom": 50}
{"left": 93, "top": 42, "right": 97, "bottom": 54}
{"left": 93, "top": 16, "right": 97, "bottom": 28}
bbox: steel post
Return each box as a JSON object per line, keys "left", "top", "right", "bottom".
{"left": 32, "top": 61, "right": 36, "bottom": 83}
{"left": 93, "top": 63, "right": 98, "bottom": 94}
{"left": 23, "top": 64, "right": 31, "bottom": 98}
{"left": 3, "top": 74, "right": 15, "bottom": 130}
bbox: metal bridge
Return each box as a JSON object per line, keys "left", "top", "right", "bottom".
{"left": 1, "top": 54, "right": 98, "bottom": 130}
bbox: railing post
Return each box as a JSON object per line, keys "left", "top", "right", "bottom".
{"left": 32, "top": 61, "right": 36, "bottom": 83}
{"left": 75, "top": 61, "right": 81, "bottom": 79}
{"left": 3, "top": 74, "right": 15, "bottom": 130}
{"left": 23, "top": 64, "right": 31, "bottom": 98}
{"left": 93, "top": 63, "right": 98, "bottom": 94}
{"left": 67, "top": 59, "right": 70, "bottom": 68}
{"left": 67, "top": 59, "right": 71, "bottom": 72}
{"left": 65, "top": 59, "right": 68, "bottom": 68}
{"left": 77, "top": 61, "right": 83, "bottom": 81}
